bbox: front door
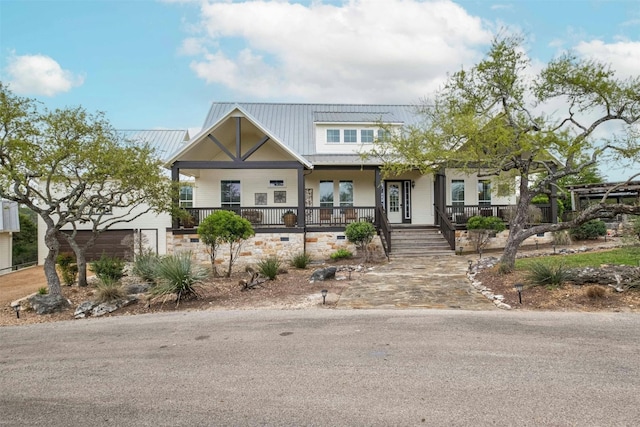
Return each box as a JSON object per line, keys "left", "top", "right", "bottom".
{"left": 386, "top": 181, "right": 403, "bottom": 223}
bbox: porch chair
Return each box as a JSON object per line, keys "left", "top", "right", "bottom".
{"left": 343, "top": 207, "right": 358, "bottom": 223}
{"left": 319, "top": 208, "right": 332, "bottom": 224}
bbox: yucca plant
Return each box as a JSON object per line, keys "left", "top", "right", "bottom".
{"left": 132, "top": 251, "right": 160, "bottom": 283}
{"left": 151, "top": 252, "right": 209, "bottom": 307}
{"left": 525, "top": 261, "right": 569, "bottom": 288}
{"left": 257, "top": 256, "right": 281, "bottom": 280}
{"left": 291, "top": 252, "right": 311, "bottom": 269}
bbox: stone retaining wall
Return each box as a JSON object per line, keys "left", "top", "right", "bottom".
{"left": 166, "top": 231, "right": 384, "bottom": 273}
{"left": 455, "top": 229, "right": 553, "bottom": 253}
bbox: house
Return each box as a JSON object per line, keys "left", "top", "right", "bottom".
{"left": 36, "top": 103, "right": 556, "bottom": 269}
{"left": 1, "top": 200, "right": 20, "bottom": 275}
{"left": 165, "top": 103, "right": 523, "bottom": 264}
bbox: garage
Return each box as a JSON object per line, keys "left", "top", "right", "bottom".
{"left": 57, "top": 230, "right": 134, "bottom": 261}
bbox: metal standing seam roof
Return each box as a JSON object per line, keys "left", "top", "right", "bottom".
{"left": 201, "top": 102, "right": 421, "bottom": 157}
{"left": 119, "top": 130, "right": 190, "bottom": 162}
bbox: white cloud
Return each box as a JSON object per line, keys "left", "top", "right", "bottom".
{"left": 5, "top": 53, "right": 84, "bottom": 97}
{"left": 573, "top": 40, "right": 640, "bottom": 78}
{"left": 182, "top": 0, "right": 493, "bottom": 102}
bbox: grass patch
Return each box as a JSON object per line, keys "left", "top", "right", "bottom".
{"left": 515, "top": 247, "right": 640, "bottom": 270}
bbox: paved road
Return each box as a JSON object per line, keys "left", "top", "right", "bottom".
{"left": 1, "top": 310, "right": 639, "bottom": 426}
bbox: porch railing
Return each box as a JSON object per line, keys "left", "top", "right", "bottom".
{"left": 444, "top": 204, "right": 552, "bottom": 225}
{"left": 434, "top": 206, "right": 456, "bottom": 250}
{"left": 377, "top": 206, "right": 391, "bottom": 257}
{"left": 179, "top": 206, "right": 376, "bottom": 228}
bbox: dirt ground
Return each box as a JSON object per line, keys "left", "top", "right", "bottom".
{"left": 0, "top": 262, "right": 353, "bottom": 327}
{"left": 2, "top": 241, "right": 639, "bottom": 326}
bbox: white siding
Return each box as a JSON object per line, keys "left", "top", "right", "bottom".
{"left": 445, "top": 169, "right": 515, "bottom": 205}
{"left": 196, "top": 169, "right": 300, "bottom": 207}
{"left": 0, "top": 233, "right": 12, "bottom": 275}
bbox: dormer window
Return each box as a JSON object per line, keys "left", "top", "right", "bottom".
{"left": 327, "top": 129, "right": 340, "bottom": 143}
{"left": 344, "top": 129, "right": 357, "bottom": 143}
{"left": 361, "top": 129, "right": 374, "bottom": 143}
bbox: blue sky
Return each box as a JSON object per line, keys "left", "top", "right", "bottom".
{"left": 1, "top": 0, "right": 639, "bottom": 179}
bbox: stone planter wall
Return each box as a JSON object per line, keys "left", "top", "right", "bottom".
{"left": 455, "top": 229, "right": 553, "bottom": 253}
{"left": 166, "top": 231, "right": 385, "bottom": 273}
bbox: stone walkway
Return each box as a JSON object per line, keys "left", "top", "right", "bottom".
{"left": 336, "top": 256, "right": 495, "bottom": 310}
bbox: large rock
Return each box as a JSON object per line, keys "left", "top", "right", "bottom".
{"left": 567, "top": 266, "right": 640, "bottom": 287}
{"left": 310, "top": 266, "right": 337, "bottom": 282}
{"left": 27, "top": 294, "right": 71, "bottom": 315}
{"left": 91, "top": 297, "right": 138, "bottom": 317}
{"left": 125, "top": 282, "right": 151, "bottom": 295}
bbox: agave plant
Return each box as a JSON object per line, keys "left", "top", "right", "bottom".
{"left": 151, "top": 252, "right": 209, "bottom": 307}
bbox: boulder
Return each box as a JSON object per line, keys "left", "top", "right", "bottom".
{"left": 567, "top": 266, "right": 640, "bottom": 287}
{"left": 27, "top": 294, "right": 71, "bottom": 315}
{"left": 74, "top": 301, "right": 98, "bottom": 319}
{"left": 310, "top": 267, "right": 337, "bottom": 282}
{"left": 125, "top": 282, "right": 151, "bottom": 295}
{"left": 91, "top": 297, "right": 137, "bottom": 317}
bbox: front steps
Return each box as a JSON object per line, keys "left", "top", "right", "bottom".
{"left": 388, "top": 225, "right": 455, "bottom": 258}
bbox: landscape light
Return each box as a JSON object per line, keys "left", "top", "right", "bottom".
{"left": 514, "top": 283, "right": 524, "bottom": 304}
{"left": 13, "top": 305, "right": 20, "bottom": 319}
{"left": 321, "top": 289, "right": 328, "bottom": 305}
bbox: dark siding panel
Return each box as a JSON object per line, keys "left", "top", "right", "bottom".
{"left": 58, "top": 230, "right": 134, "bottom": 261}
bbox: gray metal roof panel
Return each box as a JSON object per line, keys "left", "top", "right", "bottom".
{"left": 201, "top": 103, "right": 420, "bottom": 156}
{"left": 119, "top": 130, "right": 189, "bottom": 161}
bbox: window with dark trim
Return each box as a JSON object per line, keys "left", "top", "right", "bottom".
{"left": 221, "top": 180, "right": 240, "bottom": 208}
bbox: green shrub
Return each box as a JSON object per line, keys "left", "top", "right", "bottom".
{"left": 257, "top": 256, "right": 281, "bottom": 280}
{"left": 151, "top": 252, "right": 209, "bottom": 306}
{"left": 95, "top": 276, "right": 126, "bottom": 303}
{"left": 37, "top": 286, "right": 48, "bottom": 295}
{"left": 198, "top": 210, "right": 255, "bottom": 277}
{"left": 291, "top": 252, "right": 311, "bottom": 269}
{"left": 56, "top": 252, "right": 78, "bottom": 286}
{"left": 345, "top": 221, "right": 376, "bottom": 261}
{"left": 525, "top": 261, "right": 569, "bottom": 288}
{"left": 132, "top": 251, "right": 160, "bottom": 283}
{"left": 466, "top": 216, "right": 506, "bottom": 254}
{"left": 570, "top": 219, "right": 607, "bottom": 240}
{"left": 90, "top": 254, "right": 125, "bottom": 282}
{"left": 330, "top": 248, "right": 353, "bottom": 260}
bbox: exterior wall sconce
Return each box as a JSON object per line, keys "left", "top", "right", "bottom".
{"left": 321, "top": 289, "right": 328, "bottom": 305}
{"left": 411, "top": 180, "right": 415, "bottom": 188}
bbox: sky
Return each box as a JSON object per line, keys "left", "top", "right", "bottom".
{"left": 1, "top": 0, "right": 639, "bottom": 179}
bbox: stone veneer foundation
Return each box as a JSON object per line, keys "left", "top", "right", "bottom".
{"left": 167, "top": 231, "right": 384, "bottom": 272}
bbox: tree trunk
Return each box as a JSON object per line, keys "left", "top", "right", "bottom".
{"left": 43, "top": 229, "right": 62, "bottom": 297}
{"left": 75, "top": 251, "right": 88, "bottom": 287}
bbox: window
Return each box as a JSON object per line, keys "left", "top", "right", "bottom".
{"left": 451, "top": 180, "right": 465, "bottom": 206}
{"left": 344, "top": 129, "right": 357, "bottom": 143}
{"left": 361, "top": 129, "right": 374, "bottom": 143}
{"left": 377, "top": 129, "right": 390, "bottom": 141}
{"left": 179, "top": 185, "right": 193, "bottom": 208}
{"left": 478, "top": 180, "right": 491, "bottom": 206}
{"left": 320, "top": 181, "right": 334, "bottom": 207}
{"left": 339, "top": 181, "right": 353, "bottom": 207}
{"left": 327, "top": 129, "right": 340, "bottom": 143}
{"left": 221, "top": 180, "right": 240, "bottom": 208}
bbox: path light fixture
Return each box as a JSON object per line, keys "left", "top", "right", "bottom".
{"left": 321, "top": 289, "right": 328, "bottom": 305}
{"left": 13, "top": 304, "right": 20, "bottom": 319}
{"left": 535, "top": 238, "right": 539, "bottom": 250}
{"left": 468, "top": 259, "right": 473, "bottom": 272}
{"left": 514, "top": 283, "right": 524, "bottom": 304}
{"left": 553, "top": 242, "right": 556, "bottom": 254}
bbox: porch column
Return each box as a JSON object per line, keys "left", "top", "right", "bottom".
{"left": 374, "top": 168, "right": 382, "bottom": 227}
{"left": 171, "top": 163, "right": 180, "bottom": 229}
{"left": 297, "top": 166, "right": 305, "bottom": 227}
